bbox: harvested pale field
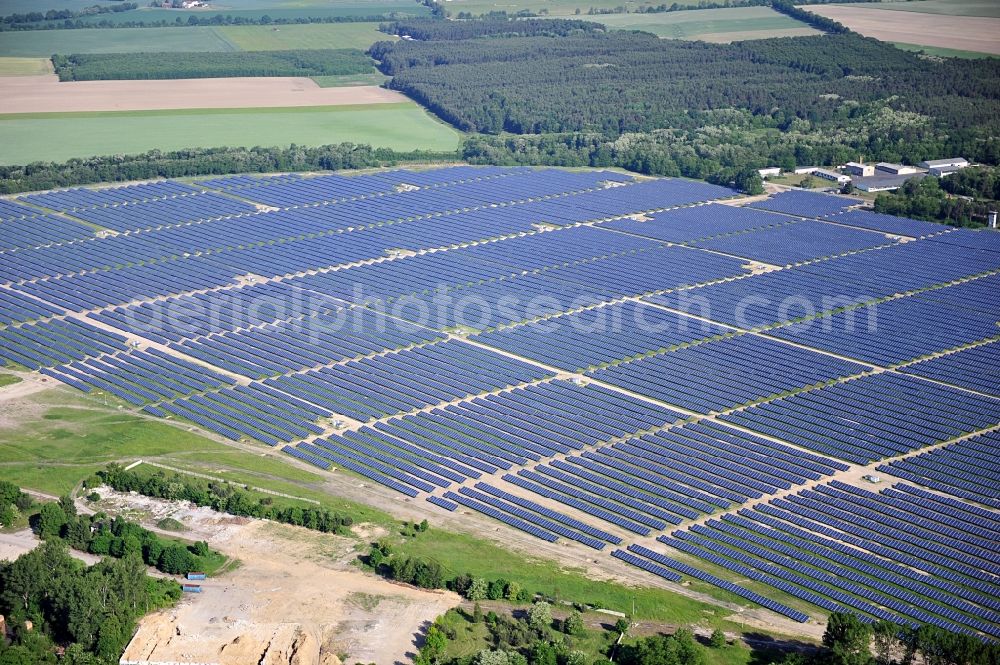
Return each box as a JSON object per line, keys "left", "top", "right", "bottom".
{"left": 808, "top": 5, "right": 1000, "bottom": 55}
{"left": 697, "top": 27, "right": 819, "bottom": 42}
{"left": 0, "top": 75, "right": 408, "bottom": 114}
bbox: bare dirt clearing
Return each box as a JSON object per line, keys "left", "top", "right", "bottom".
{"left": 117, "top": 495, "right": 459, "bottom": 665}
{"left": 0, "top": 527, "right": 101, "bottom": 565}
{"left": 808, "top": 6, "right": 1000, "bottom": 55}
{"left": 0, "top": 75, "right": 409, "bottom": 114}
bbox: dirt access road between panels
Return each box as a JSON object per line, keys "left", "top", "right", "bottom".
{"left": 0, "top": 75, "right": 409, "bottom": 114}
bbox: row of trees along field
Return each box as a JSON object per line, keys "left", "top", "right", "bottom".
{"left": 0, "top": 481, "right": 183, "bottom": 665}
{"left": 98, "top": 464, "right": 356, "bottom": 534}
{"left": 0, "top": 144, "right": 458, "bottom": 194}
{"left": 52, "top": 49, "right": 374, "bottom": 81}
{"left": 0, "top": 11, "right": 410, "bottom": 30}
{"left": 408, "top": 602, "right": 1000, "bottom": 665}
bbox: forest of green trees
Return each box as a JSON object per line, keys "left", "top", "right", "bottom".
{"left": 383, "top": 17, "right": 603, "bottom": 40}
{"left": 370, "top": 19, "right": 1000, "bottom": 173}
{"left": 52, "top": 49, "right": 374, "bottom": 81}
{"left": 874, "top": 169, "right": 999, "bottom": 227}
{"left": 0, "top": 540, "right": 181, "bottom": 665}
{"left": 408, "top": 605, "right": 1000, "bottom": 665}
{"left": 0, "top": 482, "right": 184, "bottom": 664}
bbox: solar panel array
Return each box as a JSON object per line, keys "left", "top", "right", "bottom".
{"left": 3, "top": 167, "right": 999, "bottom": 636}
{"left": 617, "top": 481, "right": 1000, "bottom": 635}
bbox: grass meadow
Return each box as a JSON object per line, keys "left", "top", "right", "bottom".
{"left": 0, "top": 21, "right": 392, "bottom": 56}
{"left": 0, "top": 57, "right": 53, "bottom": 75}
{"left": 217, "top": 22, "right": 392, "bottom": 50}
{"left": 893, "top": 42, "right": 999, "bottom": 58}
{"left": 0, "top": 26, "right": 239, "bottom": 56}
{"left": 0, "top": 103, "right": 462, "bottom": 165}
{"left": 594, "top": 7, "right": 818, "bottom": 41}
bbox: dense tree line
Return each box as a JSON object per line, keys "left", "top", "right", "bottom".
{"left": 1, "top": 3, "right": 137, "bottom": 25}
{"left": 0, "top": 540, "right": 181, "bottom": 665}
{"left": 874, "top": 175, "right": 995, "bottom": 227}
{"left": 0, "top": 144, "right": 457, "bottom": 194}
{"left": 98, "top": 464, "right": 356, "bottom": 535}
{"left": 0, "top": 11, "right": 411, "bottom": 31}
{"left": 32, "top": 490, "right": 220, "bottom": 576}
{"left": 382, "top": 18, "right": 604, "bottom": 40}
{"left": 939, "top": 165, "right": 1000, "bottom": 200}
{"left": 52, "top": 49, "right": 373, "bottom": 81}
{"left": 459, "top": 105, "right": 995, "bottom": 182}
{"left": 771, "top": 0, "right": 849, "bottom": 33}
{"left": 370, "top": 30, "right": 1000, "bottom": 150}
{"left": 444, "top": 0, "right": 875, "bottom": 18}
{"left": 0, "top": 480, "right": 34, "bottom": 528}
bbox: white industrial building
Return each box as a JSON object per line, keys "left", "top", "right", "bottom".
{"left": 876, "top": 163, "right": 920, "bottom": 176}
{"left": 758, "top": 167, "right": 782, "bottom": 178}
{"left": 930, "top": 165, "right": 965, "bottom": 177}
{"left": 919, "top": 157, "right": 969, "bottom": 170}
{"left": 844, "top": 162, "right": 875, "bottom": 177}
{"left": 813, "top": 168, "right": 851, "bottom": 185}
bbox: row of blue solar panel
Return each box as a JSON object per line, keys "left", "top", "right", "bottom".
{"left": 767, "top": 295, "right": 1000, "bottom": 366}
{"left": 0, "top": 214, "right": 95, "bottom": 251}
{"left": 286, "top": 380, "right": 682, "bottom": 495}
{"left": 877, "top": 432, "right": 1000, "bottom": 509}
{"left": 410, "top": 420, "right": 846, "bottom": 542}
{"left": 0, "top": 287, "right": 64, "bottom": 326}
{"left": 599, "top": 203, "right": 793, "bottom": 243}
{"left": 0, "top": 317, "right": 125, "bottom": 369}
{"left": 19, "top": 180, "right": 199, "bottom": 212}
{"left": 89, "top": 282, "right": 343, "bottom": 344}
{"left": 649, "top": 238, "right": 1000, "bottom": 333}
{"left": 689, "top": 219, "right": 897, "bottom": 266}
{"left": 201, "top": 165, "right": 534, "bottom": 208}
{"left": 899, "top": 341, "right": 1000, "bottom": 397}
{"left": 472, "top": 301, "right": 729, "bottom": 372}
{"left": 720, "top": 372, "right": 1000, "bottom": 464}
{"left": 588, "top": 334, "right": 867, "bottom": 413}
{"left": 641, "top": 482, "right": 1000, "bottom": 636}
{"left": 43, "top": 347, "right": 234, "bottom": 405}
{"left": 259, "top": 340, "right": 554, "bottom": 422}
{"left": 171, "top": 308, "right": 443, "bottom": 379}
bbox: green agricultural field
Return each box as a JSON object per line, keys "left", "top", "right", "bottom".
{"left": 217, "top": 22, "right": 392, "bottom": 50}
{"left": 0, "top": 26, "right": 238, "bottom": 57}
{"left": 0, "top": 57, "right": 53, "bottom": 75}
{"left": 311, "top": 71, "right": 389, "bottom": 86}
{"left": 893, "top": 42, "right": 998, "bottom": 58}
{"left": 0, "top": 0, "right": 108, "bottom": 11}
{"left": 441, "top": 0, "right": 708, "bottom": 17}
{"left": 854, "top": 0, "right": 1000, "bottom": 17}
{"left": 69, "top": 4, "right": 429, "bottom": 24}
{"left": 0, "top": 103, "right": 462, "bottom": 165}
{"left": 593, "top": 6, "right": 819, "bottom": 41}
